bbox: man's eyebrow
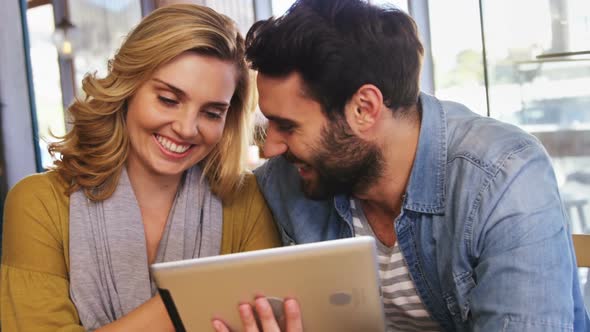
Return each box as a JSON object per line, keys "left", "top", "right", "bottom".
{"left": 152, "top": 78, "right": 186, "bottom": 98}
{"left": 265, "top": 115, "right": 298, "bottom": 126}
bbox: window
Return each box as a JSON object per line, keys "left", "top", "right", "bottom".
{"left": 271, "top": 0, "right": 295, "bottom": 16}
{"left": 272, "top": 0, "right": 408, "bottom": 16}
{"left": 429, "top": 0, "right": 590, "bottom": 309}
{"left": 203, "top": 0, "right": 255, "bottom": 35}
{"left": 481, "top": 0, "right": 590, "bottom": 236}
{"left": 369, "top": 0, "right": 408, "bottom": 12}
{"left": 429, "top": 0, "right": 487, "bottom": 115}
{"left": 69, "top": 0, "right": 143, "bottom": 92}
{"left": 156, "top": 0, "right": 255, "bottom": 35}
{"left": 26, "top": 3, "right": 66, "bottom": 168}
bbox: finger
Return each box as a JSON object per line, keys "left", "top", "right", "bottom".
{"left": 239, "top": 303, "right": 260, "bottom": 332}
{"left": 284, "top": 298, "right": 303, "bottom": 332}
{"left": 212, "top": 319, "right": 230, "bottom": 332}
{"left": 254, "top": 297, "right": 281, "bottom": 331}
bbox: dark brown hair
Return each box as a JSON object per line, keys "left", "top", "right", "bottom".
{"left": 246, "top": 0, "right": 424, "bottom": 115}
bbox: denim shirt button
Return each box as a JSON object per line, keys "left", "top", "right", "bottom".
{"left": 444, "top": 294, "right": 460, "bottom": 317}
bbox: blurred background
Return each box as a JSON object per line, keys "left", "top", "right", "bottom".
{"left": 1, "top": 0, "right": 589, "bottom": 309}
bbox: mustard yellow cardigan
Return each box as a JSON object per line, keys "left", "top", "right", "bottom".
{"left": 1, "top": 172, "right": 280, "bottom": 331}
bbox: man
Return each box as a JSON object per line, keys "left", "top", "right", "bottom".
{"left": 215, "top": 0, "right": 589, "bottom": 331}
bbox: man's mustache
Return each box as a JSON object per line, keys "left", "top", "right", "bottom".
{"left": 283, "top": 150, "right": 305, "bottom": 165}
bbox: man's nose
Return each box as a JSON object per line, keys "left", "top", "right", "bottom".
{"left": 262, "top": 127, "right": 288, "bottom": 158}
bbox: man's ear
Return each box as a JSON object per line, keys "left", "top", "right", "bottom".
{"left": 345, "top": 84, "right": 384, "bottom": 134}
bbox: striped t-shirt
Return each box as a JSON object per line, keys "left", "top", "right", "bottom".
{"left": 351, "top": 199, "right": 441, "bottom": 332}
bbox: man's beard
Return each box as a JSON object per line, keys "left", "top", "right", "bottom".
{"left": 286, "top": 117, "right": 384, "bottom": 200}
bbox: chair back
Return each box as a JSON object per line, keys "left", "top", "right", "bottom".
{"left": 573, "top": 234, "right": 590, "bottom": 267}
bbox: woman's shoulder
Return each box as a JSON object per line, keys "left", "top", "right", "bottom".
{"left": 239, "top": 172, "right": 261, "bottom": 193}
{"left": 6, "top": 170, "right": 69, "bottom": 220}
{"left": 220, "top": 172, "right": 280, "bottom": 253}
{"left": 221, "top": 172, "right": 270, "bottom": 225}
{"left": 10, "top": 170, "right": 66, "bottom": 189}
{"left": 5, "top": 171, "right": 69, "bottom": 239}
{"left": 3, "top": 171, "right": 70, "bottom": 275}
{"left": 7, "top": 171, "right": 69, "bottom": 206}
{"left": 222, "top": 172, "right": 263, "bottom": 207}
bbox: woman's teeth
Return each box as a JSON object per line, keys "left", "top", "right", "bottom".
{"left": 155, "top": 134, "right": 191, "bottom": 153}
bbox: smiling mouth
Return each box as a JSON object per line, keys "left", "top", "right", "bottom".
{"left": 296, "top": 163, "right": 311, "bottom": 172}
{"left": 154, "top": 134, "right": 193, "bottom": 154}
{"left": 294, "top": 163, "right": 314, "bottom": 178}
{"left": 283, "top": 152, "right": 313, "bottom": 176}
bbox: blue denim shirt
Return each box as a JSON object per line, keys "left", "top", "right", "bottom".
{"left": 254, "top": 93, "right": 590, "bottom": 331}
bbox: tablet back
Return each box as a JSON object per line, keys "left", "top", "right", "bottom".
{"left": 151, "top": 236, "right": 385, "bottom": 332}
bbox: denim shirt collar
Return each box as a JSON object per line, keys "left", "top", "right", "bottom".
{"left": 332, "top": 93, "right": 447, "bottom": 223}
{"left": 403, "top": 93, "right": 447, "bottom": 215}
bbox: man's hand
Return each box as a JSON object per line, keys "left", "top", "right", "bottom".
{"left": 212, "top": 297, "right": 303, "bottom": 332}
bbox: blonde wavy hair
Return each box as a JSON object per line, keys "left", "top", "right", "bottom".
{"left": 49, "top": 4, "right": 254, "bottom": 202}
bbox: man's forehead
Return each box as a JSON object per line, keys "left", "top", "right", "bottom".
{"left": 256, "top": 71, "right": 327, "bottom": 127}
{"left": 257, "top": 72, "right": 310, "bottom": 98}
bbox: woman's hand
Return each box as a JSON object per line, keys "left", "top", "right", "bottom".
{"left": 212, "top": 297, "right": 303, "bottom": 332}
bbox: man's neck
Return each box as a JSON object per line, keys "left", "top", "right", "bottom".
{"left": 353, "top": 104, "right": 421, "bottom": 219}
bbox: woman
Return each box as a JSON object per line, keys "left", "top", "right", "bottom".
{"left": 1, "top": 4, "right": 280, "bottom": 331}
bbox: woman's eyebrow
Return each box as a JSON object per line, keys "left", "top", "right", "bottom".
{"left": 152, "top": 78, "right": 186, "bottom": 98}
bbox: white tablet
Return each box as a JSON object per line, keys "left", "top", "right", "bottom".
{"left": 151, "top": 236, "right": 385, "bottom": 332}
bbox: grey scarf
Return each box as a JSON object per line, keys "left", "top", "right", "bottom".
{"left": 69, "top": 165, "right": 222, "bottom": 330}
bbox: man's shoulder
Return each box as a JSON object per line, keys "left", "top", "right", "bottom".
{"left": 253, "top": 158, "right": 345, "bottom": 244}
{"left": 254, "top": 157, "right": 302, "bottom": 194}
{"left": 443, "top": 101, "right": 545, "bottom": 175}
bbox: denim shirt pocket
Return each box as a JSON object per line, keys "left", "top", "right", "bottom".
{"left": 502, "top": 317, "right": 573, "bottom": 332}
{"left": 443, "top": 271, "right": 476, "bottom": 323}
